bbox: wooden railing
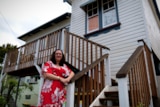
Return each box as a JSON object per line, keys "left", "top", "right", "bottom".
{"left": 72, "top": 54, "right": 108, "bottom": 107}
{"left": 63, "top": 31, "right": 109, "bottom": 71}
{"left": 3, "top": 29, "right": 63, "bottom": 73}
{"left": 3, "top": 29, "right": 110, "bottom": 107}
{"left": 37, "top": 29, "right": 62, "bottom": 65}
{"left": 4, "top": 49, "right": 18, "bottom": 72}
{"left": 116, "top": 41, "right": 157, "bottom": 107}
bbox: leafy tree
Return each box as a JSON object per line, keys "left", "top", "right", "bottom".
{"left": 1, "top": 75, "right": 33, "bottom": 107}
{"left": 0, "top": 44, "right": 34, "bottom": 106}
{"left": 0, "top": 43, "right": 17, "bottom": 71}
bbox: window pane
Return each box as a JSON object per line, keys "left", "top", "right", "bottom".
{"left": 103, "top": 9, "right": 117, "bottom": 26}
{"left": 103, "top": 3, "right": 108, "bottom": 10}
{"left": 103, "top": 0, "right": 108, "bottom": 4}
{"left": 109, "top": 1, "right": 114, "bottom": 8}
{"left": 88, "top": 10, "right": 92, "bottom": 16}
{"left": 88, "top": 15, "right": 99, "bottom": 31}
{"left": 93, "top": 8, "right": 97, "bottom": 15}
{"left": 93, "top": 2, "right": 97, "bottom": 7}
{"left": 88, "top": 4, "right": 92, "bottom": 9}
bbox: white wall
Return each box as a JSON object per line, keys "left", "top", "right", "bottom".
{"left": 141, "top": 0, "right": 160, "bottom": 60}
{"left": 70, "top": 0, "right": 147, "bottom": 79}
{"left": 141, "top": 0, "right": 160, "bottom": 97}
{"left": 17, "top": 76, "right": 40, "bottom": 107}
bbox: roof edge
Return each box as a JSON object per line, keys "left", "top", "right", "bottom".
{"left": 63, "top": 0, "right": 72, "bottom": 5}
{"left": 18, "top": 12, "right": 71, "bottom": 40}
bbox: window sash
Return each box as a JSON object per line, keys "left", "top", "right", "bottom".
{"left": 102, "top": 0, "right": 117, "bottom": 27}
{"left": 103, "top": 8, "right": 117, "bottom": 27}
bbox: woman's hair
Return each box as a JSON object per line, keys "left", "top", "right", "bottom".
{"left": 50, "top": 49, "right": 65, "bottom": 66}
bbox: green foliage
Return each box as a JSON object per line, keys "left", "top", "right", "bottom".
{"left": 0, "top": 95, "right": 6, "bottom": 106}
{"left": 137, "top": 102, "right": 145, "bottom": 107}
{"left": 0, "top": 43, "right": 17, "bottom": 73}
{"left": 1, "top": 75, "right": 33, "bottom": 106}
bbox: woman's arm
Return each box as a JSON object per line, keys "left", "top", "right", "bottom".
{"left": 43, "top": 73, "right": 60, "bottom": 81}
{"left": 66, "top": 71, "right": 75, "bottom": 82}
{"left": 59, "top": 71, "right": 75, "bottom": 84}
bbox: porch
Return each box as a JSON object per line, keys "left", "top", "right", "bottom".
{"left": 1, "top": 29, "right": 159, "bottom": 107}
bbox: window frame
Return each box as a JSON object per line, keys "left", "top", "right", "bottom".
{"left": 87, "top": 1, "right": 99, "bottom": 33}
{"left": 84, "top": 0, "right": 120, "bottom": 36}
{"left": 102, "top": 0, "right": 118, "bottom": 27}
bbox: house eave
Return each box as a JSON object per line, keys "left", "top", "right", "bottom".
{"left": 18, "top": 12, "right": 71, "bottom": 41}
{"left": 63, "top": 0, "right": 72, "bottom": 5}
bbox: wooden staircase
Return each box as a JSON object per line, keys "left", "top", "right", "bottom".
{"left": 93, "top": 79, "right": 120, "bottom": 107}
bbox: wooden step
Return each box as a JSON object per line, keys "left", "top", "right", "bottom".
{"left": 99, "top": 97, "right": 119, "bottom": 106}
{"left": 111, "top": 79, "right": 118, "bottom": 86}
{"left": 104, "top": 91, "right": 118, "bottom": 97}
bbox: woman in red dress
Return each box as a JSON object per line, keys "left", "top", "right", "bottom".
{"left": 40, "top": 49, "right": 75, "bottom": 107}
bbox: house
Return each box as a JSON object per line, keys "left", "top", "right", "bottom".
{"left": 4, "top": 12, "right": 71, "bottom": 107}
{"left": 1, "top": 0, "right": 160, "bottom": 107}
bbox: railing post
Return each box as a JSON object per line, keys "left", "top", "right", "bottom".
{"left": 117, "top": 76, "right": 130, "bottom": 107}
{"left": 15, "top": 48, "right": 21, "bottom": 70}
{"left": 34, "top": 40, "right": 40, "bottom": 66}
{"left": 34, "top": 39, "right": 44, "bottom": 106}
{"left": 104, "top": 49, "right": 111, "bottom": 86}
{"left": 66, "top": 82, "right": 75, "bottom": 107}
{"left": 60, "top": 29, "right": 66, "bottom": 51}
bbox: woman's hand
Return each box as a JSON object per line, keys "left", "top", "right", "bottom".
{"left": 59, "top": 77, "right": 70, "bottom": 85}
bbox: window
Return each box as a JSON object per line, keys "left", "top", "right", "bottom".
{"left": 87, "top": 1, "right": 99, "bottom": 32}
{"left": 102, "top": 0, "right": 117, "bottom": 27}
{"left": 25, "top": 95, "right": 31, "bottom": 99}
{"left": 83, "top": 0, "right": 120, "bottom": 35}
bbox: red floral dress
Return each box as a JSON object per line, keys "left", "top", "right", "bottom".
{"left": 40, "top": 61, "right": 71, "bottom": 107}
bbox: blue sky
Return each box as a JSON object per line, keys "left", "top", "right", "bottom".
{"left": 0, "top": 0, "right": 159, "bottom": 47}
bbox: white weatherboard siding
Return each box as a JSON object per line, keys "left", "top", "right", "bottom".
{"left": 142, "top": 0, "right": 160, "bottom": 60}
{"left": 70, "top": 0, "right": 86, "bottom": 36}
{"left": 70, "top": 0, "right": 147, "bottom": 79}
{"left": 24, "top": 19, "right": 70, "bottom": 43}
{"left": 141, "top": 0, "right": 160, "bottom": 97}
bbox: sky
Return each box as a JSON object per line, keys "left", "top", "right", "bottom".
{"left": 0, "top": 0, "right": 159, "bottom": 47}
{"left": 0, "top": 0, "right": 71, "bottom": 47}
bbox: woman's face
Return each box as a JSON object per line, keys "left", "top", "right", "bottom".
{"left": 55, "top": 50, "right": 63, "bottom": 62}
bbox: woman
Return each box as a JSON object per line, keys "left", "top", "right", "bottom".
{"left": 40, "top": 49, "right": 75, "bottom": 107}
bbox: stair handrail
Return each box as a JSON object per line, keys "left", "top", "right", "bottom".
{"left": 71, "top": 54, "right": 108, "bottom": 82}
{"left": 116, "top": 46, "right": 143, "bottom": 78}
{"left": 64, "top": 31, "right": 110, "bottom": 50}
{"left": 116, "top": 40, "right": 156, "bottom": 107}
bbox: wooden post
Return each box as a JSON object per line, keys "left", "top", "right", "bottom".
{"left": 34, "top": 39, "right": 44, "bottom": 106}
{"left": 60, "top": 29, "right": 66, "bottom": 51}
{"left": 34, "top": 40, "right": 40, "bottom": 66}
{"left": 15, "top": 48, "right": 21, "bottom": 70}
{"left": 104, "top": 49, "right": 111, "bottom": 86}
{"left": 117, "top": 77, "right": 130, "bottom": 107}
{"left": 66, "top": 82, "right": 75, "bottom": 107}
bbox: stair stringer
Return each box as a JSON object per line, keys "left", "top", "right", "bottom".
{"left": 89, "top": 86, "right": 118, "bottom": 107}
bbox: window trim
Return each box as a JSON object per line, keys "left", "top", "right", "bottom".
{"left": 102, "top": 0, "right": 118, "bottom": 28}
{"left": 87, "top": 1, "right": 100, "bottom": 33}
{"left": 84, "top": 0, "right": 120, "bottom": 36}
{"left": 84, "top": 22, "right": 121, "bottom": 37}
